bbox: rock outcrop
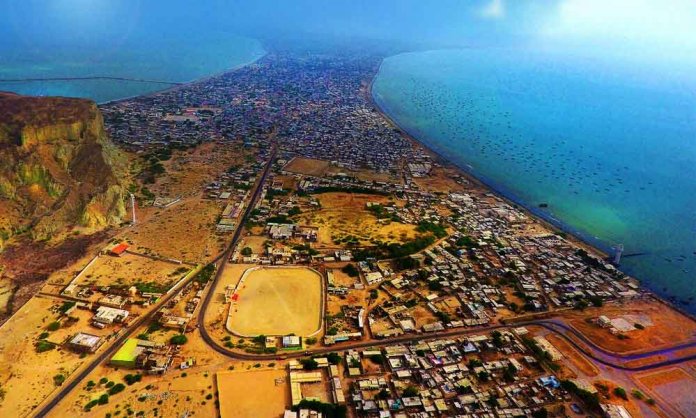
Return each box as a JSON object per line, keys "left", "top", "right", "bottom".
{"left": 0, "top": 92, "right": 128, "bottom": 246}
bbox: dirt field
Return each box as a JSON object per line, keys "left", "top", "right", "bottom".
{"left": 546, "top": 334, "right": 598, "bottom": 377}
{"left": 0, "top": 296, "right": 94, "bottom": 417}
{"left": 43, "top": 325, "right": 238, "bottom": 418}
{"left": 636, "top": 367, "right": 696, "bottom": 417}
{"left": 203, "top": 263, "right": 252, "bottom": 343}
{"left": 122, "top": 197, "right": 225, "bottom": 263}
{"left": 217, "top": 368, "right": 289, "bottom": 418}
{"left": 150, "top": 141, "right": 256, "bottom": 197}
{"left": 75, "top": 252, "right": 183, "bottom": 289}
{"left": 283, "top": 157, "right": 331, "bottom": 177}
{"left": 298, "top": 192, "right": 417, "bottom": 247}
{"left": 325, "top": 165, "right": 400, "bottom": 183}
{"left": 227, "top": 267, "right": 323, "bottom": 337}
{"left": 565, "top": 299, "right": 696, "bottom": 353}
{"left": 412, "top": 166, "right": 467, "bottom": 193}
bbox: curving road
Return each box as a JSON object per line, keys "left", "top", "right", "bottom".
{"left": 33, "top": 146, "right": 276, "bottom": 418}
{"left": 34, "top": 140, "right": 696, "bottom": 417}
{"left": 194, "top": 147, "right": 696, "bottom": 373}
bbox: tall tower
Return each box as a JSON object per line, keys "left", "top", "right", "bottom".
{"left": 613, "top": 244, "right": 623, "bottom": 265}
{"left": 130, "top": 193, "right": 137, "bottom": 225}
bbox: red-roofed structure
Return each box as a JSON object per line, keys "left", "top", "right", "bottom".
{"left": 110, "top": 243, "right": 129, "bottom": 256}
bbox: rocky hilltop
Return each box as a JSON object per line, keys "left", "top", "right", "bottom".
{"left": 0, "top": 92, "right": 128, "bottom": 247}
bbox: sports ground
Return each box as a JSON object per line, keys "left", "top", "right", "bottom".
{"left": 226, "top": 266, "right": 324, "bottom": 337}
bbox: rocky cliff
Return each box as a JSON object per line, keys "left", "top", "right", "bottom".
{"left": 0, "top": 92, "right": 128, "bottom": 246}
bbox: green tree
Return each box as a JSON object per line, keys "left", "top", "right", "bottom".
{"left": 170, "top": 334, "right": 188, "bottom": 345}
{"left": 402, "top": 386, "right": 419, "bottom": 397}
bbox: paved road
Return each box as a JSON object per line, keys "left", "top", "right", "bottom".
{"left": 34, "top": 268, "right": 203, "bottom": 417}
{"left": 33, "top": 146, "right": 277, "bottom": 418}
{"left": 192, "top": 147, "right": 696, "bottom": 373}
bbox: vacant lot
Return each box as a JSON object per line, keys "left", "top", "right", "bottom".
{"left": 283, "top": 157, "right": 331, "bottom": 177}
{"left": 546, "top": 334, "right": 598, "bottom": 377}
{"left": 566, "top": 299, "right": 696, "bottom": 353}
{"left": 123, "top": 197, "right": 224, "bottom": 263}
{"left": 0, "top": 297, "right": 89, "bottom": 417}
{"left": 227, "top": 267, "right": 323, "bottom": 337}
{"left": 217, "top": 369, "right": 289, "bottom": 418}
{"left": 298, "top": 192, "right": 417, "bottom": 247}
{"left": 636, "top": 368, "right": 696, "bottom": 417}
{"left": 77, "top": 252, "right": 183, "bottom": 289}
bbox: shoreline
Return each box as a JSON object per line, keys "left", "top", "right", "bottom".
{"left": 98, "top": 51, "right": 267, "bottom": 106}
{"left": 367, "top": 61, "right": 609, "bottom": 258}
{"left": 367, "top": 58, "right": 696, "bottom": 322}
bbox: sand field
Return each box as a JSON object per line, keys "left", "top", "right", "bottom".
{"left": 217, "top": 369, "right": 289, "bottom": 418}
{"left": 227, "top": 267, "right": 323, "bottom": 337}
{"left": 76, "top": 252, "right": 182, "bottom": 289}
{"left": 298, "top": 192, "right": 417, "bottom": 247}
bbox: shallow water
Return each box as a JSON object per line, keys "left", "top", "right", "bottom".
{"left": 0, "top": 35, "right": 264, "bottom": 103}
{"left": 373, "top": 48, "right": 696, "bottom": 310}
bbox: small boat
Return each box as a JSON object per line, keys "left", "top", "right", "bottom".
{"left": 538, "top": 203, "right": 549, "bottom": 208}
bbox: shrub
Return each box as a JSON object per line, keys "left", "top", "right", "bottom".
{"left": 368, "top": 354, "right": 385, "bottom": 365}
{"left": 108, "top": 383, "right": 126, "bottom": 395}
{"left": 301, "top": 358, "right": 319, "bottom": 370}
{"left": 402, "top": 386, "right": 419, "bottom": 397}
{"left": 170, "top": 334, "right": 188, "bottom": 345}
{"left": 98, "top": 394, "right": 109, "bottom": 405}
{"left": 326, "top": 352, "right": 341, "bottom": 365}
{"left": 46, "top": 321, "right": 61, "bottom": 331}
{"left": 613, "top": 387, "right": 628, "bottom": 400}
{"left": 124, "top": 374, "right": 142, "bottom": 385}
{"left": 341, "top": 264, "right": 359, "bottom": 277}
{"left": 53, "top": 374, "right": 66, "bottom": 386}
{"left": 36, "top": 340, "right": 56, "bottom": 353}
{"left": 292, "top": 399, "right": 347, "bottom": 418}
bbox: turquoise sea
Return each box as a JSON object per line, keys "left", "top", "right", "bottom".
{"left": 0, "top": 35, "right": 264, "bottom": 103}
{"left": 373, "top": 48, "right": 696, "bottom": 310}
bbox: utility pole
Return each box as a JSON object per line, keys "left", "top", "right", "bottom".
{"left": 130, "top": 193, "right": 137, "bottom": 225}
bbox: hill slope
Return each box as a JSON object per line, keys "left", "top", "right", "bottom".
{"left": 0, "top": 92, "right": 128, "bottom": 246}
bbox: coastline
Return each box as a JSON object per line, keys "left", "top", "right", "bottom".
{"left": 98, "top": 50, "right": 267, "bottom": 106}
{"left": 367, "top": 58, "right": 696, "bottom": 322}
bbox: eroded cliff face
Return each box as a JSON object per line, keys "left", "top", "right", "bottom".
{"left": 0, "top": 92, "right": 128, "bottom": 246}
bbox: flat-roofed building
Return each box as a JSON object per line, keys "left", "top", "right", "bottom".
{"left": 94, "top": 306, "right": 129, "bottom": 325}
{"left": 67, "top": 332, "right": 104, "bottom": 353}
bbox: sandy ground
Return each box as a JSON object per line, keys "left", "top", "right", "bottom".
{"left": 44, "top": 326, "right": 239, "bottom": 418}
{"left": 283, "top": 156, "right": 400, "bottom": 184}
{"left": 298, "top": 192, "right": 417, "bottom": 247}
{"left": 122, "top": 197, "right": 226, "bottom": 263}
{"left": 150, "top": 141, "right": 256, "bottom": 197}
{"left": 565, "top": 299, "right": 696, "bottom": 353}
{"left": 546, "top": 334, "right": 599, "bottom": 377}
{"left": 412, "top": 166, "right": 467, "bottom": 193}
{"left": 227, "top": 267, "right": 323, "bottom": 337}
{"left": 283, "top": 157, "right": 331, "bottom": 177}
{"left": 0, "top": 296, "right": 107, "bottom": 417}
{"left": 203, "top": 263, "right": 254, "bottom": 344}
{"left": 217, "top": 368, "right": 289, "bottom": 418}
{"left": 636, "top": 367, "right": 696, "bottom": 417}
{"left": 75, "top": 252, "right": 183, "bottom": 289}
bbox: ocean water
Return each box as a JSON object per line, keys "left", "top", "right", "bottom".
{"left": 373, "top": 48, "right": 696, "bottom": 310}
{"left": 0, "top": 35, "right": 265, "bottom": 103}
